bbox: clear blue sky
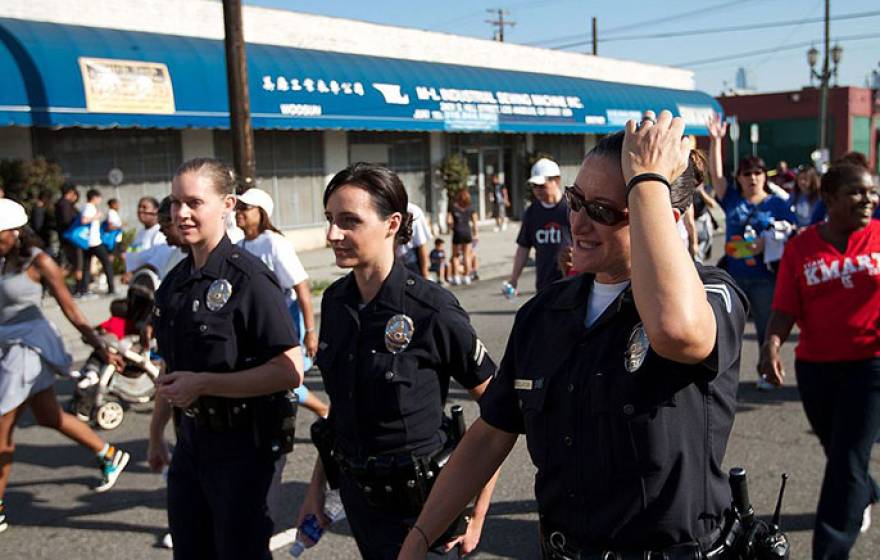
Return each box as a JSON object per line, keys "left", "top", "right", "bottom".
{"left": 245, "top": 0, "right": 880, "bottom": 95}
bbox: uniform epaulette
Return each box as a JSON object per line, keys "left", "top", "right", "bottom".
{"left": 402, "top": 273, "right": 445, "bottom": 312}
{"left": 225, "top": 248, "right": 257, "bottom": 277}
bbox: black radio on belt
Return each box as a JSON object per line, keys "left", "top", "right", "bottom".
{"left": 706, "top": 467, "right": 791, "bottom": 560}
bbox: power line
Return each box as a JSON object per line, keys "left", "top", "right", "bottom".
{"left": 526, "top": 0, "right": 752, "bottom": 47}
{"left": 537, "top": 9, "right": 880, "bottom": 50}
{"left": 671, "top": 32, "right": 880, "bottom": 68}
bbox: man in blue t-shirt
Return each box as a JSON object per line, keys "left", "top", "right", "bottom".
{"left": 508, "top": 157, "right": 572, "bottom": 292}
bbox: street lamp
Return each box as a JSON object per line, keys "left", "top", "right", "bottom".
{"left": 806, "top": 0, "right": 842, "bottom": 166}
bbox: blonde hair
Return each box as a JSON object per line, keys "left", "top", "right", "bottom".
{"left": 174, "top": 158, "right": 237, "bottom": 195}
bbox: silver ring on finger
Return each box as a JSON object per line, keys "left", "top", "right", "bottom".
{"left": 637, "top": 117, "right": 655, "bottom": 131}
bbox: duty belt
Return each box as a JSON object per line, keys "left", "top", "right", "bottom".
{"left": 540, "top": 525, "right": 727, "bottom": 560}
{"left": 181, "top": 396, "right": 256, "bottom": 430}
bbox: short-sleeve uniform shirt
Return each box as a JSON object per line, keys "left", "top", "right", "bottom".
{"left": 153, "top": 236, "right": 298, "bottom": 375}
{"left": 516, "top": 198, "right": 572, "bottom": 291}
{"left": 479, "top": 266, "right": 747, "bottom": 551}
{"left": 316, "top": 261, "right": 495, "bottom": 458}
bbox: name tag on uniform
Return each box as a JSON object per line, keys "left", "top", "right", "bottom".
{"left": 514, "top": 378, "right": 543, "bottom": 390}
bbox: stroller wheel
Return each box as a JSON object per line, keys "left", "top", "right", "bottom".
{"left": 95, "top": 401, "right": 124, "bottom": 430}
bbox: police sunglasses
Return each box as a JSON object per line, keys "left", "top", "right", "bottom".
{"left": 564, "top": 185, "right": 629, "bottom": 226}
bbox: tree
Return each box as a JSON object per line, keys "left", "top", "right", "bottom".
{"left": 436, "top": 153, "right": 470, "bottom": 200}
{"left": 0, "top": 157, "right": 66, "bottom": 204}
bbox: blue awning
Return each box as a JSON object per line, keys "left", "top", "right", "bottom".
{"left": 0, "top": 18, "right": 722, "bottom": 135}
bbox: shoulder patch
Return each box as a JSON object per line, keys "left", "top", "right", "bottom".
{"left": 704, "top": 283, "right": 732, "bottom": 313}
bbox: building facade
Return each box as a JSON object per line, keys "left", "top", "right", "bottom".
{"left": 1, "top": 0, "right": 720, "bottom": 249}
{"left": 716, "top": 86, "right": 880, "bottom": 173}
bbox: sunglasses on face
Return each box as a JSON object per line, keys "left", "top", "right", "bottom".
{"left": 235, "top": 202, "right": 256, "bottom": 212}
{"left": 564, "top": 186, "right": 629, "bottom": 226}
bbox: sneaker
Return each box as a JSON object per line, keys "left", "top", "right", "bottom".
{"left": 94, "top": 445, "right": 130, "bottom": 493}
{"left": 0, "top": 500, "right": 7, "bottom": 534}
{"left": 862, "top": 504, "right": 872, "bottom": 533}
{"left": 162, "top": 532, "right": 174, "bottom": 549}
{"left": 756, "top": 377, "right": 776, "bottom": 391}
{"left": 462, "top": 276, "right": 472, "bottom": 285}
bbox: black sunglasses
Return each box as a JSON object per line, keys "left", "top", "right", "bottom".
{"left": 564, "top": 186, "right": 629, "bottom": 226}
{"left": 235, "top": 202, "right": 256, "bottom": 212}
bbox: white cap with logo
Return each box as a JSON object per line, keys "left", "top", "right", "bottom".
{"left": 237, "top": 188, "right": 275, "bottom": 218}
{"left": 527, "top": 158, "right": 562, "bottom": 185}
{"left": 0, "top": 199, "right": 28, "bottom": 231}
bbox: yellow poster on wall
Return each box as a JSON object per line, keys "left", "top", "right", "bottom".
{"left": 79, "top": 57, "right": 175, "bottom": 114}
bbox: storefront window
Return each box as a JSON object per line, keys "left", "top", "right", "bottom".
{"left": 33, "top": 128, "right": 182, "bottom": 184}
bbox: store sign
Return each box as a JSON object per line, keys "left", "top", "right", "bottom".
{"left": 255, "top": 69, "right": 717, "bottom": 134}
{"left": 79, "top": 57, "right": 175, "bottom": 114}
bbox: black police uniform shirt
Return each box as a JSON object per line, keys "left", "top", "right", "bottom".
{"left": 153, "top": 235, "right": 298, "bottom": 377}
{"left": 316, "top": 260, "right": 496, "bottom": 458}
{"left": 516, "top": 198, "right": 572, "bottom": 291}
{"left": 479, "top": 265, "right": 747, "bottom": 551}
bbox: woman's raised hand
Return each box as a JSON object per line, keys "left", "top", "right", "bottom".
{"left": 622, "top": 110, "right": 689, "bottom": 185}
{"left": 706, "top": 113, "right": 728, "bottom": 142}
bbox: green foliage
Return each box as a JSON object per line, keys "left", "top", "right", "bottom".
{"left": 0, "top": 157, "right": 66, "bottom": 204}
{"left": 436, "top": 153, "right": 470, "bottom": 199}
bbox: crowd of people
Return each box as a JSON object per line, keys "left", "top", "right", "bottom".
{"left": 0, "top": 109, "right": 877, "bottom": 560}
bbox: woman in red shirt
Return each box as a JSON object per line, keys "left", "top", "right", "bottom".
{"left": 761, "top": 163, "right": 880, "bottom": 559}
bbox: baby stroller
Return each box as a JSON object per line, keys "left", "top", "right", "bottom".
{"left": 69, "top": 269, "right": 162, "bottom": 430}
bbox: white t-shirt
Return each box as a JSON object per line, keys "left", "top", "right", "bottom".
{"left": 131, "top": 224, "right": 166, "bottom": 251}
{"left": 585, "top": 279, "right": 630, "bottom": 328}
{"left": 225, "top": 212, "right": 245, "bottom": 244}
{"left": 107, "top": 208, "right": 122, "bottom": 229}
{"left": 238, "top": 230, "right": 308, "bottom": 301}
{"left": 396, "top": 203, "right": 432, "bottom": 264}
{"left": 82, "top": 203, "right": 102, "bottom": 248}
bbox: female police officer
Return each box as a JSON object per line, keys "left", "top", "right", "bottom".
{"left": 147, "top": 158, "right": 303, "bottom": 559}
{"left": 399, "top": 111, "right": 748, "bottom": 559}
{"left": 296, "top": 163, "right": 499, "bottom": 559}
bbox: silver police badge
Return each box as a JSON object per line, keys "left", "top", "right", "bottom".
{"left": 206, "top": 279, "right": 233, "bottom": 312}
{"left": 624, "top": 322, "right": 650, "bottom": 372}
{"left": 385, "top": 314, "right": 414, "bottom": 354}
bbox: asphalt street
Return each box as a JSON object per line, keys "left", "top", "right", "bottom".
{"left": 2, "top": 269, "right": 879, "bottom": 559}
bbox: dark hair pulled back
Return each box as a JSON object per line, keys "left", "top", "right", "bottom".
{"left": 173, "top": 157, "right": 237, "bottom": 196}
{"left": 323, "top": 162, "right": 413, "bottom": 245}
{"left": 587, "top": 131, "right": 707, "bottom": 212}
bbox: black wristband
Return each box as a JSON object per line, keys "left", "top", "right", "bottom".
{"left": 626, "top": 173, "right": 671, "bottom": 200}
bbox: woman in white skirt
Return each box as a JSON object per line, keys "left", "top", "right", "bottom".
{"left": 0, "top": 199, "right": 131, "bottom": 534}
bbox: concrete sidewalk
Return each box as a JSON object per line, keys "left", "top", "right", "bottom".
{"left": 44, "top": 222, "right": 523, "bottom": 363}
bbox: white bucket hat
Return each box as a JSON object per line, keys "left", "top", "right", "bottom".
{"left": 0, "top": 199, "right": 28, "bottom": 231}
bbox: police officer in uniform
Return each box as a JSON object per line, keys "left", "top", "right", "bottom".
{"left": 399, "top": 111, "right": 748, "bottom": 559}
{"left": 148, "top": 158, "right": 303, "bottom": 559}
{"left": 297, "top": 163, "right": 499, "bottom": 559}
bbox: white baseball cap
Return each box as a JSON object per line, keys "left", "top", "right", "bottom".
{"left": 237, "top": 188, "right": 274, "bottom": 218}
{"left": 527, "top": 158, "right": 562, "bottom": 185}
{"left": 0, "top": 199, "right": 28, "bottom": 231}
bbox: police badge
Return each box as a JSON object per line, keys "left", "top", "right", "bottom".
{"left": 624, "top": 322, "right": 650, "bottom": 372}
{"left": 206, "top": 279, "right": 233, "bottom": 312}
{"left": 385, "top": 314, "right": 414, "bottom": 354}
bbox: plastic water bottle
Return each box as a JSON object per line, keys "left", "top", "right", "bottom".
{"left": 289, "top": 488, "right": 346, "bottom": 557}
{"left": 501, "top": 282, "right": 517, "bottom": 300}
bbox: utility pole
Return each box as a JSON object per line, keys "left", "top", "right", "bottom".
{"left": 591, "top": 17, "right": 597, "bottom": 55}
{"left": 818, "top": 0, "right": 830, "bottom": 159}
{"left": 222, "top": 0, "right": 256, "bottom": 191}
{"left": 486, "top": 8, "right": 515, "bottom": 42}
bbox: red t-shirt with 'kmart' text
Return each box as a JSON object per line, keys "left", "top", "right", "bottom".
{"left": 772, "top": 220, "right": 880, "bottom": 362}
